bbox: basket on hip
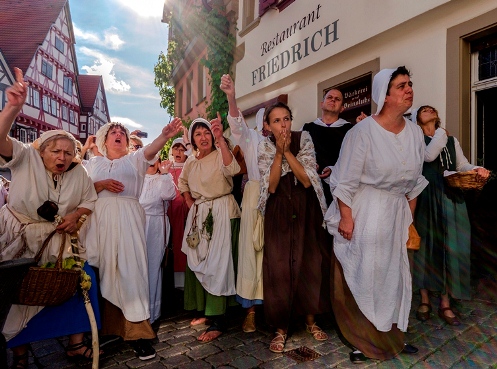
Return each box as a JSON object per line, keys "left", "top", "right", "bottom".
{"left": 444, "top": 171, "right": 488, "bottom": 191}
{"left": 14, "top": 230, "right": 80, "bottom": 306}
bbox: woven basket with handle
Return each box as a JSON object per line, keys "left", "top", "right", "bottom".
{"left": 13, "top": 230, "right": 80, "bottom": 306}
{"left": 444, "top": 171, "right": 488, "bottom": 191}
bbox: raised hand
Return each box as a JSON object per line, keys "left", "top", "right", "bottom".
{"left": 220, "top": 74, "right": 235, "bottom": 97}
{"left": 161, "top": 117, "right": 183, "bottom": 139}
{"left": 159, "top": 160, "right": 173, "bottom": 174}
{"left": 210, "top": 112, "right": 224, "bottom": 141}
{"left": 182, "top": 126, "right": 189, "bottom": 144}
{"left": 6, "top": 67, "right": 27, "bottom": 108}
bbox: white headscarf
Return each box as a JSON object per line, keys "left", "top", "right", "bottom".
{"left": 95, "top": 122, "right": 130, "bottom": 158}
{"left": 372, "top": 68, "right": 396, "bottom": 114}
{"left": 188, "top": 118, "right": 213, "bottom": 149}
{"left": 255, "top": 108, "right": 265, "bottom": 132}
{"left": 32, "top": 130, "right": 78, "bottom": 152}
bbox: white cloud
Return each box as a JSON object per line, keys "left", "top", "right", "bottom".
{"left": 79, "top": 47, "right": 131, "bottom": 93}
{"left": 74, "top": 24, "right": 125, "bottom": 50}
{"left": 110, "top": 116, "right": 143, "bottom": 129}
{"left": 103, "top": 28, "right": 125, "bottom": 50}
{"left": 115, "top": 0, "right": 164, "bottom": 18}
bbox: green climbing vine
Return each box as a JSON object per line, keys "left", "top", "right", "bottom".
{"left": 154, "top": 0, "right": 235, "bottom": 132}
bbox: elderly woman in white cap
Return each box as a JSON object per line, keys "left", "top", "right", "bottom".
{"left": 179, "top": 114, "right": 241, "bottom": 343}
{"left": 0, "top": 68, "right": 99, "bottom": 367}
{"left": 220, "top": 74, "right": 266, "bottom": 333}
{"left": 324, "top": 66, "right": 428, "bottom": 363}
{"left": 82, "top": 118, "right": 182, "bottom": 361}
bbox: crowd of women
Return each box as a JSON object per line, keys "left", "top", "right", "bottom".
{"left": 0, "top": 65, "right": 491, "bottom": 368}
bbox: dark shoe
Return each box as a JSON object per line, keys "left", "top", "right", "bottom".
{"left": 349, "top": 351, "right": 368, "bottom": 363}
{"left": 129, "top": 339, "right": 156, "bottom": 361}
{"left": 402, "top": 343, "right": 419, "bottom": 354}
{"left": 438, "top": 307, "right": 461, "bottom": 326}
{"left": 415, "top": 303, "right": 432, "bottom": 322}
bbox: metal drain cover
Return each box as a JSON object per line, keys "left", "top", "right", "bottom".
{"left": 284, "top": 346, "right": 321, "bottom": 363}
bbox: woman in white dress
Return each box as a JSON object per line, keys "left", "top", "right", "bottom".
{"left": 139, "top": 159, "right": 176, "bottom": 324}
{"left": 83, "top": 118, "right": 182, "bottom": 361}
{"left": 325, "top": 66, "right": 428, "bottom": 363}
{"left": 220, "top": 74, "right": 265, "bottom": 333}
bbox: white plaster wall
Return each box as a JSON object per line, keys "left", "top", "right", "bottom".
{"left": 235, "top": 0, "right": 497, "bottom": 130}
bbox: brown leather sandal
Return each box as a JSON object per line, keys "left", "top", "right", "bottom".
{"left": 438, "top": 307, "right": 460, "bottom": 326}
{"left": 416, "top": 302, "right": 432, "bottom": 321}
{"left": 269, "top": 332, "right": 287, "bottom": 353}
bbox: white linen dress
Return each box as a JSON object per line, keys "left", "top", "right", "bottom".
{"left": 139, "top": 173, "right": 176, "bottom": 323}
{"left": 82, "top": 148, "right": 156, "bottom": 322}
{"left": 324, "top": 117, "right": 428, "bottom": 332}
{"left": 228, "top": 112, "right": 264, "bottom": 302}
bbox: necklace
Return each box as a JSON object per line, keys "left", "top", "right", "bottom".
{"left": 48, "top": 171, "right": 64, "bottom": 205}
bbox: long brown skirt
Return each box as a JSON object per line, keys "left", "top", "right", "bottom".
{"left": 101, "top": 299, "right": 156, "bottom": 341}
{"left": 332, "top": 253, "right": 404, "bottom": 360}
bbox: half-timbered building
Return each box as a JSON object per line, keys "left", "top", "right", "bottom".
{"left": 0, "top": 0, "right": 81, "bottom": 142}
{"left": 78, "top": 75, "right": 111, "bottom": 144}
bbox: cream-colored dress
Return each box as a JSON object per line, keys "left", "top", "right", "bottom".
{"left": 0, "top": 139, "right": 97, "bottom": 340}
{"left": 179, "top": 149, "right": 240, "bottom": 296}
{"left": 228, "top": 112, "right": 264, "bottom": 301}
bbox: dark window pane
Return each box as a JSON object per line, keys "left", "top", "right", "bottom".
{"left": 479, "top": 45, "right": 497, "bottom": 81}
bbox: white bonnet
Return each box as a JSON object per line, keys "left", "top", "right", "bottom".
{"left": 96, "top": 122, "right": 130, "bottom": 158}
{"left": 372, "top": 68, "right": 396, "bottom": 114}
{"left": 32, "top": 130, "right": 78, "bottom": 153}
{"left": 188, "top": 118, "right": 212, "bottom": 147}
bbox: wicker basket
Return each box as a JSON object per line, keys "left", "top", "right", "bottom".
{"left": 14, "top": 231, "right": 80, "bottom": 306}
{"left": 444, "top": 171, "right": 488, "bottom": 191}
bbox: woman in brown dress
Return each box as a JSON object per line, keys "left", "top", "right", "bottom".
{"left": 257, "top": 102, "right": 331, "bottom": 353}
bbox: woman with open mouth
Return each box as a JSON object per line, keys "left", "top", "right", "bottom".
{"left": 82, "top": 118, "right": 182, "bottom": 361}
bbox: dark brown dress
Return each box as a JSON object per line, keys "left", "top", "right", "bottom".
{"left": 263, "top": 131, "right": 332, "bottom": 330}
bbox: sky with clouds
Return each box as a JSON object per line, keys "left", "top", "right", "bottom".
{"left": 68, "top": 0, "right": 170, "bottom": 143}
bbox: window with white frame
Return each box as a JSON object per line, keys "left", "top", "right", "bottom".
{"left": 63, "top": 76, "right": 73, "bottom": 95}
{"left": 29, "top": 131, "right": 37, "bottom": 143}
{"left": 55, "top": 36, "right": 65, "bottom": 53}
{"left": 31, "top": 88, "right": 40, "bottom": 108}
{"left": 42, "top": 95, "right": 50, "bottom": 113}
{"left": 69, "top": 109, "right": 75, "bottom": 124}
{"left": 81, "top": 123, "right": 86, "bottom": 132}
{"left": 51, "top": 99, "right": 58, "bottom": 117}
{"left": 41, "top": 60, "right": 53, "bottom": 79}
{"left": 62, "top": 105, "right": 68, "bottom": 121}
{"left": 19, "top": 129, "right": 26, "bottom": 143}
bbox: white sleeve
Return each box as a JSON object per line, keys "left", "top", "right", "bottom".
{"left": 228, "top": 110, "right": 250, "bottom": 148}
{"left": 424, "top": 128, "right": 447, "bottom": 162}
{"left": 454, "top": 137, "right": 478, "bottom": 172}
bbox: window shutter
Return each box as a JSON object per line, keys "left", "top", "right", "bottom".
{"left": 259, "top": 0, "right": 277, "bottom": 17}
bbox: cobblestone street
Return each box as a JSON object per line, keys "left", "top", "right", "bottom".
{"left": 8, "top": 279, "right": 497, "bottom": 369}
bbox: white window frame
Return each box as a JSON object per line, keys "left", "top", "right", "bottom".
{"left": 41, "top": 60, "right": 53, "bottom": 79}
{"left": 470, "top": 51, "right": 497, "bottom": 164}
{"left": 55, "top": 36, "right": 65, "bottom": 53}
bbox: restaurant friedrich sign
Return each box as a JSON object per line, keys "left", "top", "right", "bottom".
{"left": 251, "top": 3, "right": 339, "bottom": 86}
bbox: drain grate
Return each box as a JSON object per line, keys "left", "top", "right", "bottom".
{"left": 284, "top": 346, "right": 321, "bottom": 363}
